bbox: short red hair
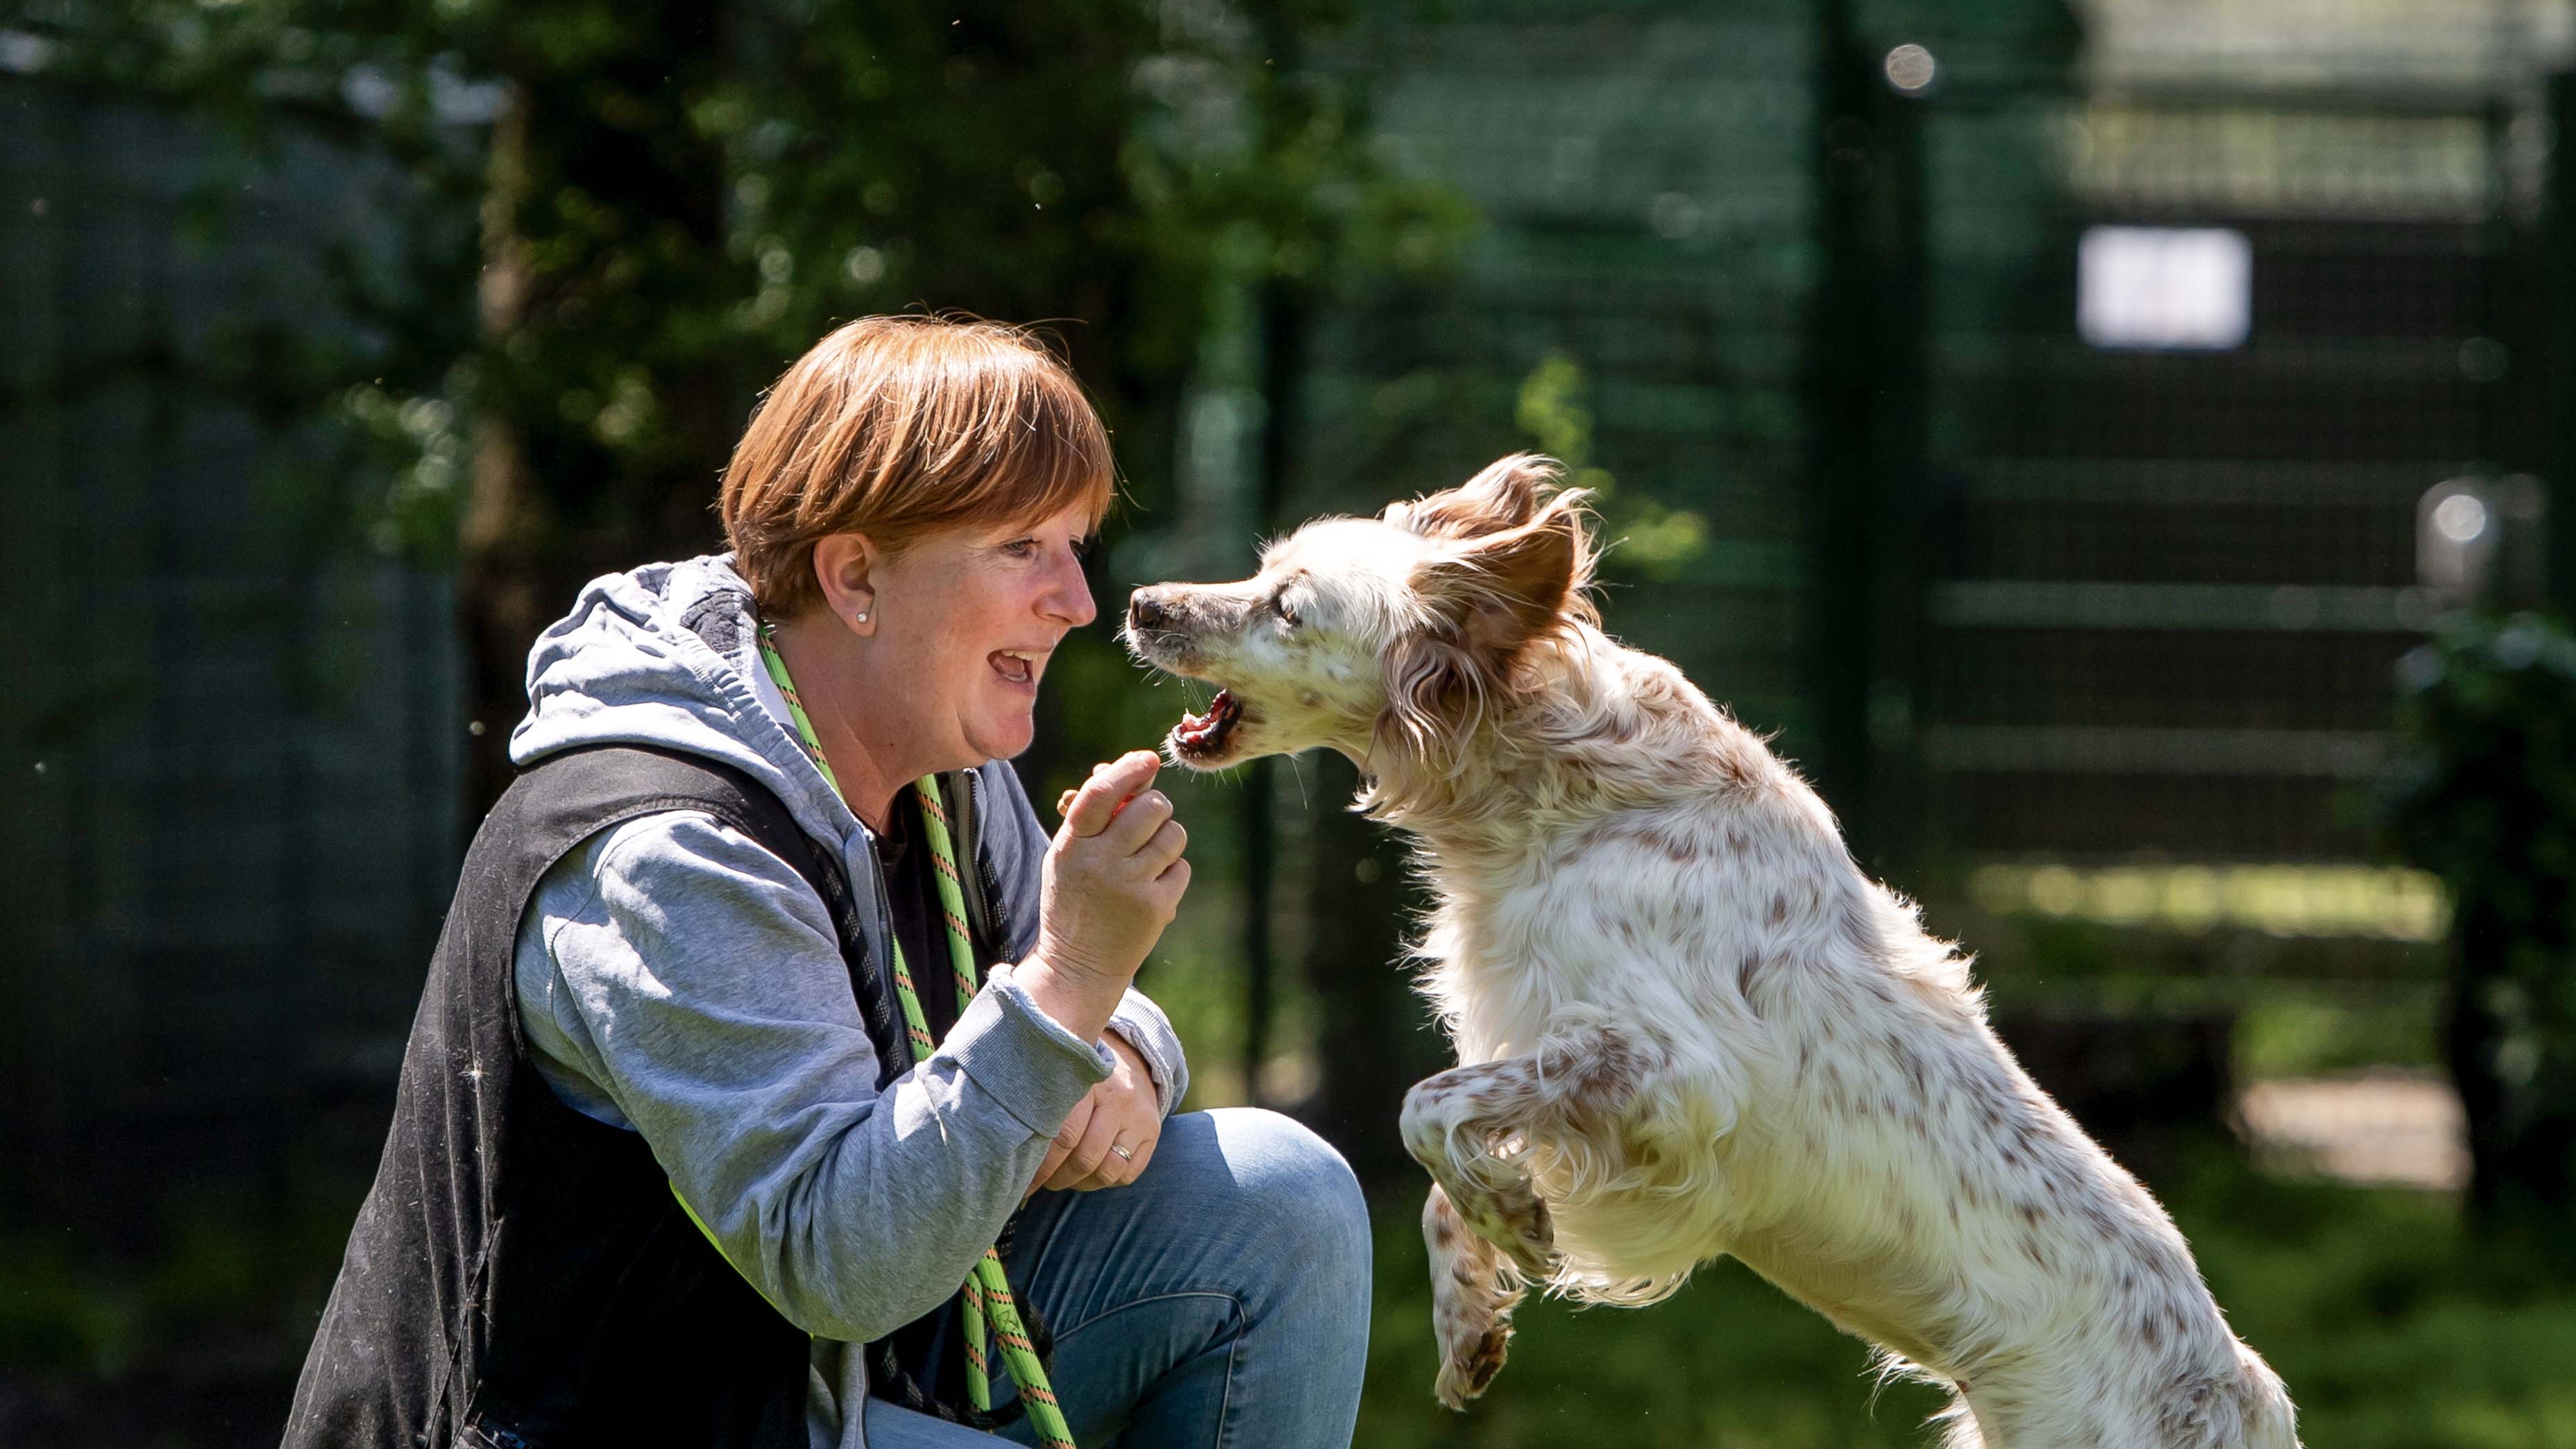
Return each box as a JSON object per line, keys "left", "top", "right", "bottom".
{"left": 720, "top": 315, "right": 1116, "bottom": 616}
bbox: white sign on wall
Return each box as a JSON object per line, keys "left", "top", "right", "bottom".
{"left": 2077, "top": 226, "right": 2253, "bottom": 350}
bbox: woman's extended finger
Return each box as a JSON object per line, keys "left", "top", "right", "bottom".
{"left": 1061, "top": 753, "right": 1160, "bottom": 838}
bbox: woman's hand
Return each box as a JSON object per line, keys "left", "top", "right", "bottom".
{"left": 1031, "top": 1034, "right": 1162, "bottom": 1192}
{"left": 1015, "top": 751, "right": 1190, "bottom": 1044}
{"left": 1036, "top": 750, "right": 1189, "bottom": 983}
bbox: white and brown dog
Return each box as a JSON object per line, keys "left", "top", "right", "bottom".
{"left": 1123, "top": 456, "right": 2300, "bottom": 1448}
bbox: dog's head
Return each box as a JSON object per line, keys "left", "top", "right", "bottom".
{"left": 1124, "top": 453, "right": 1597, "bottom": 771}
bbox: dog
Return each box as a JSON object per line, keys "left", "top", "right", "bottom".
{"left": 1121, "top": 455, "right": 2300, "bottom": 1448}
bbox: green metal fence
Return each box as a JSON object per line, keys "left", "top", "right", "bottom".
{"left": 1287, "top": 0, "right": 2566, "bottom": 886}
{"left": 0, "top": 78, "right": 463, "bottom": 1226}
{"left": 1905, "top": 3, "right": 2555, "bottom": 875}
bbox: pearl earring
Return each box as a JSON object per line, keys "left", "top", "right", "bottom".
{"left": 854, "top": 611, "right": 868, "bottom": 622}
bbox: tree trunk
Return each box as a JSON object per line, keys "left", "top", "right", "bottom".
{"left": 456, "top": 0, "right": 738, "bottom": 818}
{"left": 459, "top": 92, "right": 544, "bottom": 815}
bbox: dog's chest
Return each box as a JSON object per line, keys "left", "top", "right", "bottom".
{"left": 1421, "top": 878, "right": 1618, "bottom": 1063}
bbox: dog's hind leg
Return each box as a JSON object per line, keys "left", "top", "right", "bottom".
{"left": 1400, "top": 1023, "right": 1654, "bottom": 1280}
{"left": 1424, "top": 1184, "right": 1523, "bottom": 1409}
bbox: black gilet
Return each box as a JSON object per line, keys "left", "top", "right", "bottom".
{"left": 282, "top": 744, "right": 985, "bottom": 1449}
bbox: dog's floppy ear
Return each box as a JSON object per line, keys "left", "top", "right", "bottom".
{"left": 1417, "top": 489, "right": 1597, "bottom": 654}
{"left": 1384, "top": 453, "right": 1560, "bottom": 540}
{"left": 1378, "top": 629, "right": 1482, "bottom": 763}
{"left": 1379, "top": 492, "right": 1596, "bottom": 760}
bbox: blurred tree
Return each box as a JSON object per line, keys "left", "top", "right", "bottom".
{"left": 33, "top": 0, "right": 1461, "bottom": 809}
{"left": 2378, "top": 612, "right": 2576, "bottom": 1255}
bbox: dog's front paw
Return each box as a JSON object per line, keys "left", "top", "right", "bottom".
{"left": 1453, "top": 1175, "right": 1557, "bottom": 1280}
{"left": 1425, "top": 1183, "right": 1526, "bottom": 1411}
{"left": 1434, "top": 1314, "right": 1513, "bottom": 1409}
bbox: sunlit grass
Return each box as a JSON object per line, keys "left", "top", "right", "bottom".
{"left": 1353, "top": 1152, "right": 2576, "bottom": 1448}
{"left": 1969, "top": 862, "right": 2449, "bottom": 942}
{"left": 1358, "top": 1233, "right": 1944, "bottom": 1448}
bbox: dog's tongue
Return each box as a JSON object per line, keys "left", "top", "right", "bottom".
{"left": 1178, "top": 690, "right": 1237, "bottom": 746}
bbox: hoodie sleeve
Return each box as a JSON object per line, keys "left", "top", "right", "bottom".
{"left": 980, "top": 761, "right": 1192, "bottom": 1116}
{"left": 523, "top": 810, "right": 1110, "bottom": 1344}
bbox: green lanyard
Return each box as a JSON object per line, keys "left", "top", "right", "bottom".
{"left": 754, "top": 621, "right": 1077, "bottom": 1448}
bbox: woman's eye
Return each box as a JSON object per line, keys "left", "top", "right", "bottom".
{"left": 1001, "top": 539, "right": 1040, "bottom": 559}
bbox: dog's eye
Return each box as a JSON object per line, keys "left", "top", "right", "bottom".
{"left": 1271, "top": 594, "right": 1300, "bottom": 627}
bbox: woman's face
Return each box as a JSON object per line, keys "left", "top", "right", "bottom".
{"left": 865, "top": 500, "right": 1099, "bottom": 768}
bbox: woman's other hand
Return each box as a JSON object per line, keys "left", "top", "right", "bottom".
{"left": 1031, "top": 1035, "right": 1162, "bottom": 1192}
{"left": 1017, "top": 751, "right": 1189, "bottom": 1043}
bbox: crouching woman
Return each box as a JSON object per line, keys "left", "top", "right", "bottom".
{"left": 282, "top": 316, "right": 1371, "bottom": 1449}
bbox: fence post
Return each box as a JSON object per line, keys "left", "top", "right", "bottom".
{"left": 1806, "top": 0, "right": 1931, "bottom": 879}
{"left": 2550, "top": 71, "right": 2576, "bottom": 613}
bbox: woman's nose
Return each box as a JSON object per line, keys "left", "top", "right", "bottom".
{"left": 1045, "top": 548, "right": 1097, "bottom": 626}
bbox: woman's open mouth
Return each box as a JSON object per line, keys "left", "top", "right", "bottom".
{"left": 990, "top": 650, "right": 1043, "bottom": 690}
{"left": 1171, "top": 690, "right": 1243, "bottom": 760}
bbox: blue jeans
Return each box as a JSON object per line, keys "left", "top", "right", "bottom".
{"left": 862, "top": 1108, "right": 1373, "bottom": 1449}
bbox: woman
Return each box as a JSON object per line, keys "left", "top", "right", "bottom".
{"left": 284, "top": 316, "right": 1371, "bottom": 1449}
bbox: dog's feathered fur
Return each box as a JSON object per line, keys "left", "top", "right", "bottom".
{"left": 1124, "top": 456, "right": 2299, "bottom": 1448}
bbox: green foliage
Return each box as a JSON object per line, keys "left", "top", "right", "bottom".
{"left": 33, "top": 0, "right": 1472, "bottom": 805}
{"left": 1511, "top": 350, "right": 1707, "bottom": 579}
{"left": 2380, "top": 614, "right": 2576, "bottom": 917}
{"left": 33, "top": 0, "right": 1461, "bottom": 568}
{"left": 2376, "top": 611, "right": 2576, "bottom": 1226}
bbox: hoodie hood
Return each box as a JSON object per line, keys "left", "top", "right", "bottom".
{"left": 510, "top": 555, "right": 861, "bottom": 856}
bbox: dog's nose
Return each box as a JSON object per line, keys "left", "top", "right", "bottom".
{"left": 1128, "top": 588, "right": 1171, "bottom": 632}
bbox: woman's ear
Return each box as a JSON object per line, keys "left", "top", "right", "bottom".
{"left": 810, "top": 534, "right": 881, "bottom": 635}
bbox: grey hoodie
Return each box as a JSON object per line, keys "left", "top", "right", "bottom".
{"left": 506, "top": 555, "right": 1188, "bottom": 1448}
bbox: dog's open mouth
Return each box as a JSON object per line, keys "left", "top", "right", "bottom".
{"left": 1171, "top": 690, "right": 1244, "bottom": 761}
